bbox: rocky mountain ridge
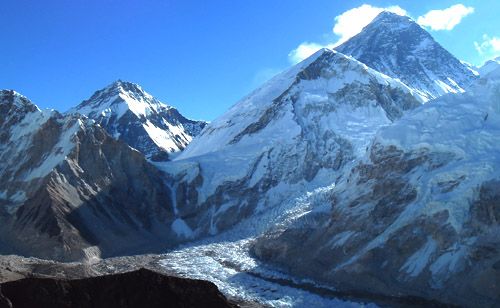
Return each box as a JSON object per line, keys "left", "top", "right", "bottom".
{"left": 0, "top": 90, "right": 178, "bottom": 261}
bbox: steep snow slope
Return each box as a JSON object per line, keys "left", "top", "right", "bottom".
{"left": 253, "top": 67, "right": 500, "bottom": 307}
{"left": 0, "top": 90, "right": 178, "bottom": 261}
{"left": 159, "top": 48, "right": 422, "bottom": 240}
{"left": 336, "top": 11, "right": 478, "bottom": 101}
{"left": 70, "top": 81, "right": 206, "bottom": 161}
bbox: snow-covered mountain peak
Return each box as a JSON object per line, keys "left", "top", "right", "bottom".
{"left": 69, "top": 81, "right": 206, "bottom": 160}
{"left": 336, "top": 11, "right": 478, "bottom": 101}
{"left": 358, "top": 11, "right": 428, "bottom": 44}
{"left": 0, "top": 90, "right": 40, "bottom": 114}
{"left": 180, "top": 48, "right": 422, "bottom": 160}
{"left": 105, "top": 80, "right": 162, "bottom": 105}
{"left": 371, "top": 10, "right": 413, "bottom": 27}
{"left": 72, "top": 80, "right": 171, "bottom": 121}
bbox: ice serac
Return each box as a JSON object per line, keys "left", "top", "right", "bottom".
{"left": 70, "top": 80, "right": 206, "bottom": 161}
{"left": 0, "top": 90, "right": 179, "bottom": 261}
{"left": 163, "top": 48, "right": 422, "bottom": 238}
{"left": 253, "top": 67, "right": 500, "bottom": 307}
{"left": 336, "top": 11, "right": 478, "bottom": 101}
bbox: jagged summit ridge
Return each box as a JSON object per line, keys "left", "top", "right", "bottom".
{"left": 371, "top": 10, "right": 413, "bottom": 25}
{"left": 0, "top": 90, "right": 40, "bottom": 114}
{"left": 336, "top": 11, "right": 478, "bottom": 101}
{"left": 70, "top": 81, "right": 207, "bottom": 160}
{"left": 74, "top": 80, "right": 170, "bottom": 120}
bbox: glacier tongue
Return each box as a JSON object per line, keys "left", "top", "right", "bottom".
{"left": 160, "top": 183, "right": 378, "bottom": 307}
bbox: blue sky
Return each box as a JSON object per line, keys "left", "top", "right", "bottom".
{"left": 1, "top": 0, "right": 498, "bottom": 120}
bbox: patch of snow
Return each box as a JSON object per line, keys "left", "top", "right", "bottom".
{"left": 25, "top": 119, "right": 81, "bottom": 181}
{"left": 329, "top": 231, "right": 356, "bottom": 248}
{"left": 400, "top": 238, "right": 437, "bottom": 277}
{"left": 142, "top": 120, "right": 187, "bottom": 152}
{"left": 429, "top": 243, "right": 470, "bottom": 287}
{"left": 171, "top": 218, "right": 194, "bottom": 239}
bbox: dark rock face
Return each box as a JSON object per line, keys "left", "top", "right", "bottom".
{"left": 0, "top": 268, "right": 235, "bottom": 308}
{"left": 472, "top": 180, "right": 500, "bottom": 225}
{"left": 336, "top": 11, "right": 477, "bottom": 99}
{"left": 0, "top": 286, "right": 12, "bottom": 308}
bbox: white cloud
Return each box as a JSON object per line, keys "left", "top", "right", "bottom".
{"left": 332, "top": 4, "right": 407, "bottom": 46}
{"left": 417, "top": 4, "right": 474, "bottom": 31}
{"left": 252, "top": 67, "right": 283, "bottom": 86}
{"left": 474, "top": 34, "right": 500, "bottom": 58}
{"left": 288, "top": 4, "right": 406, "bottom": 64}
{"left": 288, "top": 42, "right": 335, "bottom": 64}
{"left": 287, "top": 3, "right": 474, "bottom": 64}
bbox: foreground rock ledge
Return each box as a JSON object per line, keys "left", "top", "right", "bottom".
{"left": 0, "top": 268, "right": 236, "bottom": 308}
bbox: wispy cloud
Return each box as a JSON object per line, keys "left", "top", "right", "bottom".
{"left": 252, "top": 67, "right": 283, "bottom": 87}
{"left": 288, "top": 4, "right": 406, "bottom": 64}
{"left": 332, "top": 4, "right": 407, "bottom": 46}
{"left": 288, "top": 42, "right": 335, "bottom": 65}
{"left": 287, "top": 3, "right": 476, "bottom": 65}
{"left": 474, "top": 34, "right": 500, "bottom": 60}
{"left": 417, "top": 4, "right": 474, "bottom": 31}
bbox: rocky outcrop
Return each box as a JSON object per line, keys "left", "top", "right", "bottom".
{"left": 0, "top": 268, "right": 235, "bottom": 308}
